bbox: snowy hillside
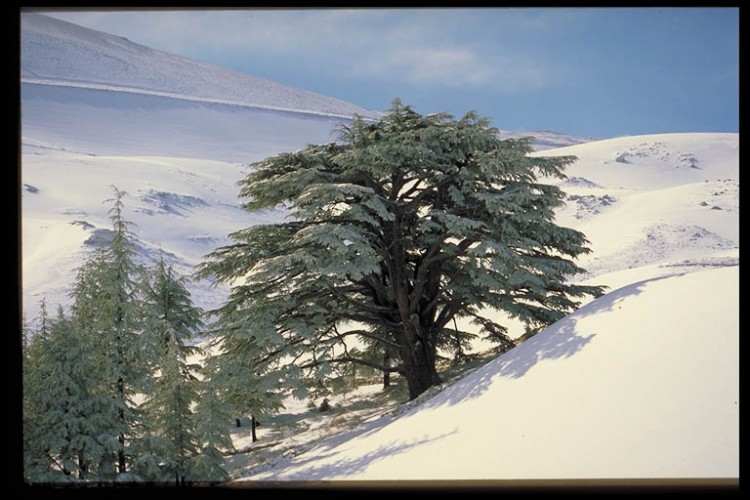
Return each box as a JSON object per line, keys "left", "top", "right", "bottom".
{"left": 20, "top": 12, "right": 738, "bottom": 483}
{"left": 538, "top": 133, "right": 739, "bottom": 282}
{"left": 20, "top": 13, "right": 380, "bottom": 320}
{"left": 498, "top": 128, "right": 594, "bottom": 151}
{"left": 21, "top": 12, "right": 380, "bottom": 120}
{"left": 245, "top": 265, "right": 738, "bottom": 480}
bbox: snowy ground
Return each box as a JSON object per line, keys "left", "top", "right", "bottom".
{"left": 239, "top": 265, "right": 738, "bottom": 481}
{"left": 21, "top": 12, "right": 739, "bottom": 484}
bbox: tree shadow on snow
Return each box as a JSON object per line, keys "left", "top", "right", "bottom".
{"left": 263, "top": 429, "right": 458, "bottom": 481}
{"left": 423, "top": 273, "right": 684, "bottom": 409}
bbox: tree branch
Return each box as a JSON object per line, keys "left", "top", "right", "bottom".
{"left": 300, "top": 356, "right": 402, "bottom": 373}
{"left": 322, "top": 328, "right": 403, "bottom": 349}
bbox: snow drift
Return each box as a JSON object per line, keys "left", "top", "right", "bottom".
{"left": 247, "top": 266, "right": 739, "bottom": 480}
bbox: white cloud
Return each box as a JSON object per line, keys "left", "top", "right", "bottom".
{"left": 355, "top": 47, "right": 494, "bottom": 87}
{"left": 353, "top": 46, "right": 549, "bottom": 91}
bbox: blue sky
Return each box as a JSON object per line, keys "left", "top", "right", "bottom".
{"left": 45, "top": 8, "right": 738, "bottom": 139}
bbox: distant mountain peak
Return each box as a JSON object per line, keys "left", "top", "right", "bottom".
{"left": 498, "top": 128, "right": 596, "bottom": 151}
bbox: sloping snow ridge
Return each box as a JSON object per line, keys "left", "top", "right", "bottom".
{"left": 247, "top": 266, "right": 739, "bottom": 480}
{"left": 498, "top": 128, "right": 596, "bottom": 150}
{"left": 21, "top": 12, "right": 380, "bottom": 120}
{"left": 21, "top": 12, "right": 738, "bottom": 482}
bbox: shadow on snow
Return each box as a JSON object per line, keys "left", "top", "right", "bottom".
{"left": 422, "top": 272, "right": 683, "bottom": 409}
{"left": 238, "top": 273, "right": 684, "bottom": 481}
{"left": 260, "top": 429, "right": 458, "bottom": 481}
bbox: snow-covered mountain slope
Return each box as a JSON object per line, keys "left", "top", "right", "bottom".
{"left": 21, "top": 12, "right": 380, "bottom": 120}
{"left": 537, "top": 133, "right": 739, "bottom": 282}
{"left": 21, "top": 83, "right": 349, "bottom": 164}
{"left": 20, "top": 13, "right": 379, "bottom": 320}
{"left": 246, "top": 265, "right": 738, "bottom": 480}
{"left": 498, "top": 128, "right": 594, "bottom": 151}
{"left": 21, "top": 101, "right": 345, "bottom": 320}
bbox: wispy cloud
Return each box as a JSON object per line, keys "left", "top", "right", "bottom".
{"left": 357, "top": 47, "right": 495, "bottom": 87}
{"left": 352, "top": 46, "right": 547, "bottom": 90}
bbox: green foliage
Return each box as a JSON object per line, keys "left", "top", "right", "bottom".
{"left": 191, "top": 359, "right": 235, "bottom": 483}
{"left": 198, "top": 99, "right": 605, "bottom": 401}
{"left": 135, "top": 257, "right": 201, "bottom": 483}
{"left": 74, "top": 188, "right": 148, "bottom": 477}
{"left": 23, "top": 305, "right": 106, "bottom": 481}
{"left": 23, "top": 190, "right": 230, "bottom": 484}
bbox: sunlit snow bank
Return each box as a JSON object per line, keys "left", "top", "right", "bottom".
{"left": 246, "top": 265, "right": 738, "bottom": 481}
{"left": 538, "top": 133, "right": 739, "bottom": 282}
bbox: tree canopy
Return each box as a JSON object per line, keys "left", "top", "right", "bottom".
{"left": 198, "top": 100, "right": 605, "bottom": 400}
